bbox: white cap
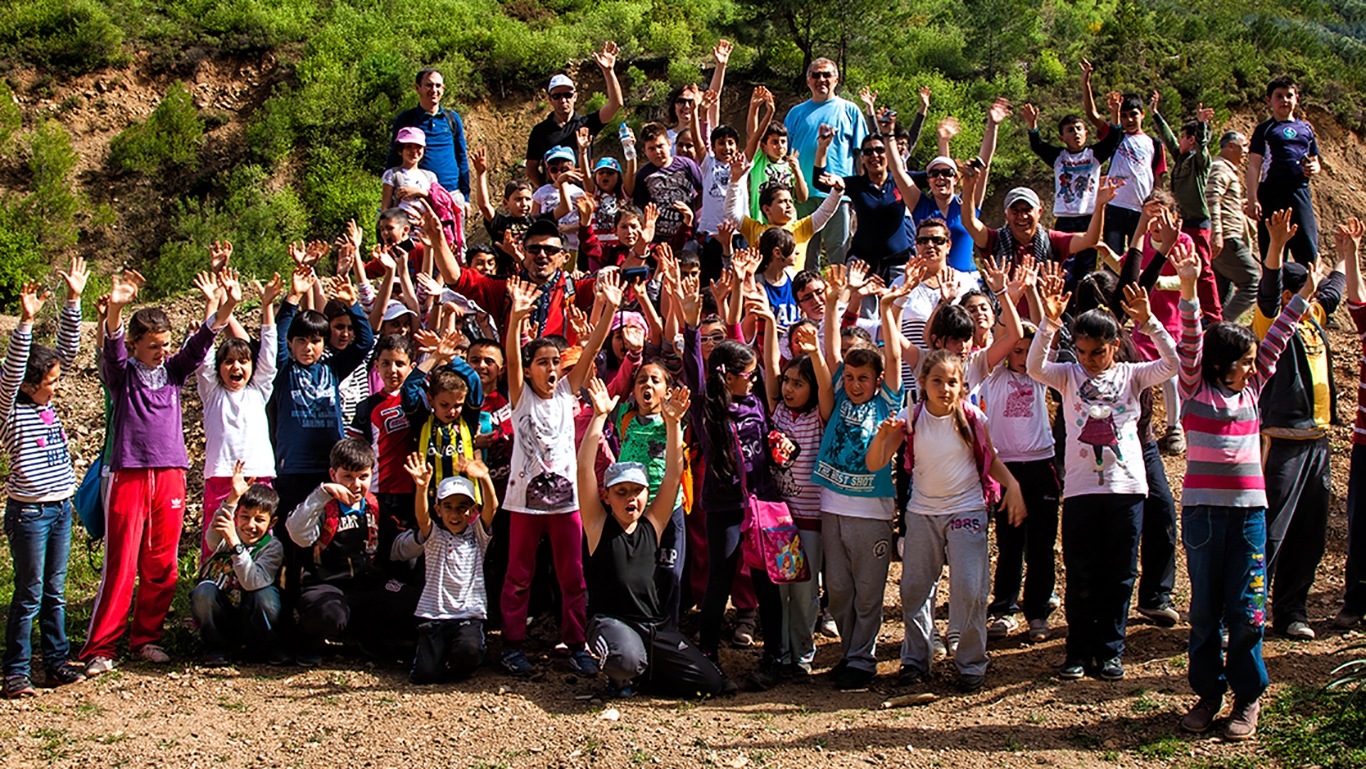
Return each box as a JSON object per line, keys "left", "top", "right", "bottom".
{"left": 382, "top": 300, "right": 418, "bottom": 323}
{"left": 548, "top": 74, "right": 575, "bottom": 93}
{"left": 926, "top": 156, "right": 957, "bottom": 172}
{"left": 1003, "top": 187, "right": 1041, "bottom": 212}
{"left": 437, "top": 476, "right": 477, "bottom": 502}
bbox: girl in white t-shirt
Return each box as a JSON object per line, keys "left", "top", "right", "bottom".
{"left": 757, "top": 304, "right": 833, "bottom": 675}
{"left": 867, "top": 348, "right": 1024, "bottom": 693}
{"left": 382, "top": 127, "right": 439, "bottom": 222}
{"left": 498, "top": 273, "right": 621, "bottom": 678}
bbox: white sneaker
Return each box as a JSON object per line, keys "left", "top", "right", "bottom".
{"left": 988, "top": 615, "right": 1019, "bottom": 639}
{"left": 932, "top": 634, "right": 947, "bottom": 661}
{"left": 85, "top": 656, "right": 117, "bottom": 677}
{"left": 1283, "top": 621, "right": 1315, "bottom": 641}
{"left": 818, "top": 609, "right": 840, "bottom": 638}
{"left": 138, "top": 644, "right": 170, "bottom": 663}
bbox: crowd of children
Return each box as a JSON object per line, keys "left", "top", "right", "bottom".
{"left": 3, "top": 46, "right": 1357, "bottom": 743}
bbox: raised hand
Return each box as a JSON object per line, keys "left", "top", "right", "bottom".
{"left": 880, "top": 279, "right": 915, "bottom": 312}
{"left": 58, "top": 255, "right": 89, "bottom": 301}
{"left": 289, "top": 265, "right": 313, "bottom": 299}
{"left": 791, "top": 323, "right": 820, "bottom": 355}
{"left": 1040, "top": 274, "right": 1071, "bottom": 323}
{"left": 709, "top": 269, "right": 734, "bottom": 308}
{"left": 1149, "top": 89, "right": 1161, "bottom": 115}
{"left": 1021, "top": 102, "right": 1040, "bottom": 130}
{"left": 825, "top": 263, "right": 849, "bottom": 302}
{"left": 575, "top": 125, "right": 591, "bottom": 152}
{"left": 716, "top": 219, "right": 737, "bottom": 253}
{"left": 661, "top": 385, "right": 691, "bottom": 424}
{"left": 109, "top": 269, "right": 144, "bottom": 308}
{"left": 980, "top": 254, "right": 1008, "bottom": 293}
{"left": 210, "top": 240, "right": 233, "bottom": 274}
{"left": 859, "top": 87, "right": 877, "bottom": 112}
{"left": 1121, "top": 284, "right": 1152, "bottom": 326}
{"left": 679, "top": 274, "right": 702, "bottom": 323}
{"left": 1079, "top": 58, "right": 1094, "bottom": 79}
{"left": 1095, "top": 176, "right": 1125, "bottom": 208}
{"left": 566, "top": 304, "right": 591, "bottom": 344}
{"left": 919, "top": 86, "right": 931, "bottom": 113}
{"left": 713, "top": 39, "right": 732, "bottom": 66}
{"left": 875, "top": 416, "right": 906, "bottom": 441}
{"left": 621, "top": 322, "right": 645, "bottom": 353}
{"left": 404, "top": 452, "right": 434, "bottom": 489}
{"left": 732, "top": 247, "right": 761, "bottom": 280}
{"left": 817, "top": 124, "right": 834, "bottom": 151}
{"left": 575, "top": 193, "right": 597, "bottom": 223}
{"left": 1267, "top": 208, "right": 1298, "bottom": 246}
{"left": 18, "top": 282, "right": 49, "bottom": 323}
{"left": 507, "top": 276, "right": 543, "bottom": 319}
{"left": 346, "top": 218, "right": 364, "bottom": 250}
{"left": 287, "top": 240, "right": 308, "bottom": 268}
{"left": 218, "top": 268, "right": 244, "bottom": 306}
{"left": 1170, "top": 241, "right": 1201, "bottom": 284}
{"left": 672, "top": 199, "right": 695, "bottom": 228}
{"left": 847, "top": 258, "right": 870, "bottom": 292}
{"left": 987, "top": 97, "right": 1012, "bottom": 125}
{"left": 328, "top": 276, "right": 357, "bottom": 305}
{"left": 320, "top": 483, "right": 358, "bottom": 506}
{"left": 593, "top": 40, "right": 619, "bottom": 71}
{"left": 937, "top": 267, "right": 962, "bottom": 303}
{"left": 413, "top": 328, "right": 440, "bottom": 356}
{"left": 471, "top": 147, "right": 488, "bottom": 176}
{"left": 193, "top": 270, "right": 219, "bottom": 303}
{"left": 433, "top": 329, "right": 464, "bottom": 363}
{"left": 256, "top": 272, "right": 284, "bottom": 307}
{"left": 586, "top": 377, "right": 618, "bottom": 416}
{"left": 1008, "top": 255, "right": 1038, "bottom": 293}
{"left": 1336, "top": 217, "right": 1365, "bottom": 256}
{"left": 729, "top": 156, "right": 754, "bottom": 184}
{"left": 1196, "top": 104, "right": 1214, "bottom": 124}
{"left": 596, "top": 268, "right": 624, "bottom": 308}
{"left": 229, "top": 459, "right": 251, "bottom": 501}
{"left": 937, "top": 116, "right": 961, "bottom": 143}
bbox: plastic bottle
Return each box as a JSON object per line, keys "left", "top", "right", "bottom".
{"left": 619, "top": 122, "right": 636, "bottom": 162}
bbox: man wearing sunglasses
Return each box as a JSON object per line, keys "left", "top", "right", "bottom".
{"left": 385, "top": 68, "right": 470, "bottom": 197}
{"left": 526, "top": 41, "right": 624, "bottom": 187}
{"left": 443, "top": 219, "right": 597, "bottom": 342}
{"left": 783, "top": 58, "right": 866, "bottom": 267}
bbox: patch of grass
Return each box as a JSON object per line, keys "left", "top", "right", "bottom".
{"left": 1263, "top": 685, "right": 1366, "bottom": 769}
{"left": 630, "top": 748, "right": 651, "bottom": 764}
{"left": 1131, "top": 691, "right": 1163, "bottom": 714}
{"left": 1101, "top": 750, "right": 1120, "bottom": 762}
{"left": 215, "top": 696, "right": 247, "bottom": 712}
{"left": 1135, "top": 735, "right": 1184, "bottom": 760}
{"left": 1004, "top": 732, "right": 1024, "bottom": 752}
{"left": 33, "top": 726, "right": 74, "bottom": 761}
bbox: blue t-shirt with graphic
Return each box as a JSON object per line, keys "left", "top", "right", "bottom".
{"left": 812, "top": 364, "right": 902, "bottom": 498}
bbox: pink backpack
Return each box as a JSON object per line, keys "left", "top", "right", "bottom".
{"left": 427, "top": 182, "right": 466, "bottom": 255}
{"left": 732, "top": 427, "right": 810, "bottom": 584}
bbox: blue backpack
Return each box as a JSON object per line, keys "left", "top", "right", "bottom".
{"left": 73, "top": 454, "right": 104, "bottom": 540}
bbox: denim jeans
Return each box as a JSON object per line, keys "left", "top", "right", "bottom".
{"left": 189, "top": 582, "right": 283, "bottom": 657}
{"left": 412, "top": 618, "right": 485, "bottom": 683}
{"left": 4, "top": 498, "right": 74, "bottom": 678}
{"left": 1183, "top": 505, "right": 1269, "bottom": 703}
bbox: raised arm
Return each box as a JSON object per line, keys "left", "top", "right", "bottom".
{"left": 578, "top": 377, "right": 615, "bottom": 551}
{"left": 404, "top": 453, "right": 435, "bottom": 538}
{"left": 956, "top": 165, "right": 990, "bottom": 248}
{"left": 646, "top": 385, "right": 690, "bottom": 537}
{"left": 865, "top": 415, "right": 906, "bottom": 472}
{"left": 594, "top": 42, "right": 623, "bottom": 124}
{"left": 1339, "top": 218, "right": 1366, "bottom": 305}
{"left": 1079, "top": 58, "right": 1106, "bottom": 131}
{"left": 568, "top": 270, "right": 625, "bottom": 393}
{"left": 979, "top": 255, "right": 1023, "bottom": 370}
{"left": 471, "top": 148, "right": 496, "bottom": 222}
{"left": 883, "top": 133, "right": 924, "bottom": 210}
{"left": 504, "top": 276, "right": 542, "bottom": 407}
{"left": 706, "top": 41, "right": 731, "bottom": 127}
{"left": 1068, "top": 176, "right": 1122, "bottom": 253}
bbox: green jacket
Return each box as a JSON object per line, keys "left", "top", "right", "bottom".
{"left": 1153, "top": 113, "right": 1211, "bottom": 226}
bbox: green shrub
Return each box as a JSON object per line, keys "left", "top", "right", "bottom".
{"left": 302, "top": 145, "right": 380, "bottom": 236}
{"left": 0, "top": 0, "right": 127, "bottom": 74}
{"left": 0, "top": 81, "right": 19, "bottom": 156}
{"left": 108, "top": 81, "right": 204, "bottom": 175}
{"left": 0, "top": 198, "right": 48, "bottom": 307}
{"left": 24, "top": 119, "right": 80, "bottom": 251}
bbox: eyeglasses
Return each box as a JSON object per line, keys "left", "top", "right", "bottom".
{"left": 728, "top": 368, "right": 758, "bottom": 380}
{"left": 861, "top": 146, "right": 886, "bottom": 156}
{"left": 809, "top": 71, "right": 837, "bottom": 80}
{"left": 524, "top": 244, "right": 565, "bottom": 256}
{"left": 916, "top": 235, "right": 949, "bottom": 246}
{"left": 927, "top": 168, "right": 957, "bottom": 179}
{"left": 549, "top": 91, "right": 576, "bottom": 101}
{"left": 700, "top": 333, "right": 726, "bottom": 343}
{"left": 797, "top": 287, "right": 826, "bottom": 303}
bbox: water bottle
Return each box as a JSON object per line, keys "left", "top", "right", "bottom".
{"left": 619, "top": 122, "right": 636, "bottom": 162}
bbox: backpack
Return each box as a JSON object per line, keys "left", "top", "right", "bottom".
{"left": 427, "top": 182, "right": 466, "bottom": 255}
{"left": 73, "top": 453, "right": 105, "bottom": 540}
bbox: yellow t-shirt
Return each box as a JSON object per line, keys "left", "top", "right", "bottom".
{"left": 1253, "top": 300, "right": 1331, "bottom": 435}
{"left": 741, "top": 215, "right": 817, "bottom": 268}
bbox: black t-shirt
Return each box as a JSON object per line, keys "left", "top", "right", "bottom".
{"left": 587, "top": 517, "right": 660, "bottom": 623}
{"left": 526, "top": 111, "right": 606, "bottom": 174}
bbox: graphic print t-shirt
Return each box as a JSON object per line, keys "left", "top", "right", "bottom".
{"left": 505, "top": 378, "right": 579, "bottom": 515}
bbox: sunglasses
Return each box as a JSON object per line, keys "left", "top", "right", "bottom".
{"left": 916, "top": 235, "right": 949, "bottom": 246}
{"left": 927, "top": 168, "right": 957, "bottom": 178}
{"left": 550, "top": 91, "right": 576, "bottom": 101}
{"left": 809, "top": 71, "right": 836, "bottom": 80}
{"left": 547, "top": 164, "right": 572, "bottom": 173}
{"left": 861, "top": 146, "right": 887, "bottom": 156}
{"left": 700, "top": 332, "right": 726, "bottom": 343}
{"left": 674, "top": 98, "right": 692, "bottom": 105}
{"left": 728, "top": 368, "right": 758, "bottom": 380}
{"left": 797, "top": 287, "right": 827, "bottom": 302}
{"left": 524, "top": 244, "right": 565, "bottom": 256}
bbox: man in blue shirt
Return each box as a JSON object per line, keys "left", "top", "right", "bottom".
{"left": 386, "top": 69, "right": 470, "bottom": 197}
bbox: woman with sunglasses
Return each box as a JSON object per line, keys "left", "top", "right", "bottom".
{"left": 884, "top": 98, "right": 1011, "bottom": 276}
{"left": 813, "top": 130, "right": 909, "bottom": 283}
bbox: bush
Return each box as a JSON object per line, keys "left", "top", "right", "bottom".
{"left": 0, "top": 81, "right": 19, "bottom": 156}
{"left": 0, "top": 198, "right": 48, "bottom": 308}
{"left": 24, "top": 119, "right": 80, "bottom": 251}
{"left": 0, "top": 0, "right": 127, "bottom": 74}
{"left": 108, "top": 82, "right": 204, "bottom": 175}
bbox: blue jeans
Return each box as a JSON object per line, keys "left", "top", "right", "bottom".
{"left": 190, "top": 582, "right": 283, "bottom": 657}
{"left": 1183, "top": 505, "right": 1269, "bottom": 703}
{"left": 4, "top": 499, "right": 73, "bottom": 678}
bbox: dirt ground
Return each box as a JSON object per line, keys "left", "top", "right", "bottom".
{"left": 0, "top": 300, "right": 1362, "bottom": 769}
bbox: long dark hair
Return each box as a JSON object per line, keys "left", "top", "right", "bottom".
{"left": 782, "top": 353, "right": 818, "bottom": 413}
{"left": 704, "top": 340, "right": 757, "bottom": 481}
{"left": 919, "top": 348, "right": 974, "bottom": 450}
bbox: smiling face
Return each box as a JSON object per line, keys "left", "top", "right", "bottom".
{"left": 713, "top": 136, "right": 738, "bottom": 164}
{"left": 469, "top": 250, "right": 498, "bottom": 276}
{"left": 963, "top": 295, "right": 994, "bottom": 334}
{"left": 842, "top": 363, "right": 880, "bottom": 405}
{"left": 615, "top": 214, "right": 643, "bottom": 248}
{"left": 379, "top": 218, "right": 410, "bottom": 246}
{"left": 914, "top": 224, "right": 951, "bottom": 270}
{"left": 467, "top": 345, "right": 504, "bottom": 392}
{"left": 699, "top": 322, "right": 725, "bottom": 362}
{"left": 1120, "top": 106, "right": 1144, "bottom": 134}
{"left": 235, "top": 505, "right": 275, "bottom": 546}
{"left": 922, "top": 360, "right": 964, "bottom": 415}
{"left": 21, "top": 361, "right": 61, "bottom": 406}
{"left": 675, "top": 132, "right": 700, "bottom": 163}
{"left": 437, "top": 494, "right": 477, "bottom": 534}
{"left": 218, "top": 350, "right": 253, "bottom": 393}
{"left": 1007, "top": 336, "right": 1030, "bottom": 373}
{"left": 724, "top": 359, "right": 757, "bottom": 397}
{"left": 1074, "top": 335, "right": 1118, "bottom": 377}
{"left": 860, "top": 138, "right": 887, "bottom": 175}
{"left": 132, "top": 330, "right": 173, "bottom": 368}
{"left": 521, "top": 234, "right": 567, "bottom": 283}
{"left": 289, "top": 334, "right": 326, "bottom": 366}
{"left": 330, "top": 464, "right": 373, "bottom": 498}
{"left": 926, "top": 164, "right": 957, "bottom": 199}
{"left": 633, "top": 363, "right": 669, "bottom": 416}
{"left": 1222, "top": 344, "right": 1258, "bottom": 392}
{"left": 806, "top": 62, "right": 838, "bottom": 101}
{"left": 376, "top": 348, "right": 413, "bottom": 394}
{"left": 1006, "top": 202, "right": 1041, "bottom": 241}
{"left": 606, "top": 481, "right": 648, "bottom": 528}
{"left": 417, "top": 71, "right": 445, "bottom": 112}
{"left": 400, "top": 142, "right": 425, "bottom": 167}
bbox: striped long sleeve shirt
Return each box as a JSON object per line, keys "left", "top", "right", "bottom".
{"left": 1177, "top": 295, "right": 1305, "bottom": 508}
{"left": 1, "top": 301, "right": 82, "bottom": 502}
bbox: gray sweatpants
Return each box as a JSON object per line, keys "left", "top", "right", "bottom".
{"left": 821, "top": 513, "right": 894, "bottom": 673}
{"left": 899, "top": 509, "right": 991, "bottom": 676}
{"left": 778, "top": 528, "right": 824, "bottom": 668}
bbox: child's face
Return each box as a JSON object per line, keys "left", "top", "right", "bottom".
{"left": 21, "top": 361, "right": 61, "bottom": 406}
{"left": 963, "top": 296, "right": 994, "bottom": 332}
{"left": 1269, "top": 87, "right": 1297, "bottom": 120}
{"left": 933, "top": 336, "right": 969, "bottom": 355}
{"left": 546, "top": 161, "right": 573, "bottom": 182}
{"left": 290, "top": 335, "right": 326, "bottom": 366}
{"left": 679, "top": 262, "right": 701, "bottom": 283}
{"left": 761, "top": 135, "right": 788, "bottom": 161}
{"left": 528, "top": 347, "right": 562, "bottom": 397}
{"left": 1061, "top": 121, "right": 1087, "bottom": 151}
{"left": 796, "top": 280, "right": 826, "bottom": 321}
{"left": 713, "top": 136, "right": 738, "bottom": 164}
{"left": 132, "top": 330, "right": 173, "bottom": 368}
{"left": 610, "top": 328, "right": 626, "bottom": 361}
{"left": 1179, "top": 130, "right": 1198, "bottom": 155}
{"left": 724, "top": 359, "right": 757, "bottom": 397}
{"left": 595, "top": 169, "right": 620, "bottom": 194}
{"left": 506, "top": 189, "right": 534, "bottom": 217}
{"left": 633, "top": 364, "right": 669, "bottom": 415}
{"left": 675, "top": 133, "right": 699, "bottom": 163}
{"left": 780, "top": 365, "right": 812, "bottom": 411}
{"left": 643, "top": 135, "right": 672, "bottom": 168}
{"left": 1007, "top": 337, "right": 1030, "bottom": 373}
{"left": 430, "top": 385, "right": 467, "bottom": 425}
{"left": 1074, "top": 335, "right": 1118, "bottom": 377}
{"left": 470, "top": 251, "right": 498, "bottom": 276}
{"left": 437, "top": 495, "right": 477, "bottom": 534}
{"left": 842, "top": 363, "right": 881, "bottom": 405}
{"left": 330, "top": 464, "right": 373, "bottom": 497}
{"left": 606, "top": 482, "right": 648, "bottom": 527}
{"left": 467, "top": 346, "right": 504, "bottom": 391}
{"left": 770, "top": 247, "right": 796, "bottom": 271}
{"left": 376, "top": 349, "right": 413, "bottom": 393}
{"left": 761, "top": 190, "right": 796, "bottom": 225}
{"left": 330, "top": 315, "right": 354, "bottom": 349}
{"left": 400, "top": 143, "right": 425, "bottom": 166}
{"left": 922, "top": 361, "right": 964, "bottom": 414}
{"left": 1223, "top": 344, "right": 1258, "bottom": 392}
{"left": 235, "top": 505, "right": 274, "bottom": 546}
{"left": 380, "top": 219, "right": 410, "bottom": 246}
{"left": 699, "top": 323, "right": 725, "bottom": 362}
{"left": 1120, "top": 106, "right": 1144, "bottom": 134}
{"left": 219, "top": 352, "right": 253, "bottom": 393}
{"left": 616, "top": 215, "right": 643, "bottom": 247}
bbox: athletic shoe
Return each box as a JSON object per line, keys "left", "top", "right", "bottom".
{"left": 201, "top": 652, "right": 230, "bottom": 668}
{"left": 568, "top": 649, "right": 598, "bottom": 675}
{"left": 137, "top": 644, "right": 170, "bottom": 664}
{"left": 945, "top": 631, "right": 960, "bottom": 659}
{"left": 1333, "top": 609, "right": 1363, "bottom": 630}
{"left": 958, "top": 674, "right": 985, "bottom": 694}
{"left": 1027, "top": 618, "right": 1050, "bottom": 643}
{"left": 294, "top": 651, "right": 322, "bottom": 668}
{"left": 1048, "top": 592, "right": 1062, "bottom": 611}
{"left": 896, "top": 665, "right": 925, "bottom": 687}
{"left": 266, "top": 649, "right": 291, "bottom": 666}
{"left": 44, "top": 661, "right": 87, "bottom": 687}
{"left": 1180, "top": 697, "right": 1222, "bottom": 734}
{"left": 1098, "top": 657, "right": 1125, "bottom": 681}
{"left": 1224, "top": 699, "right": 1260, "bottom": 741}
{"left": 987, "top": 614, "right": 1019, "bottom": 639}
{"left": 4, "top": 674, "right": 35, "bottom": 699}
{"left": 1137, "top": 602, "right": 1180, "bottom": 627}
{"left": 1283, "top": 621, "right": 1316, "bottom": 641}
{"left": 1159, "top": 424, "right": 1186, "bottom": 455}
{"left": 818, "top": 609, "right": 840, "bottom": 638}
{"left": 731, "top": 610, "right": 757, "bottom": 648}
{"left": 84, "top": 656, "right": 116, "bottom": 677}
{"left": 1058, "top": 658, "right": 1086, "bottom": 680}
{"left": 501, "top": 649, "right": 534, "bottom": 677}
